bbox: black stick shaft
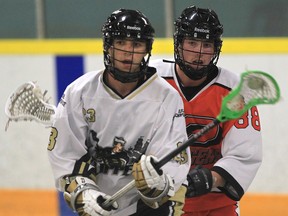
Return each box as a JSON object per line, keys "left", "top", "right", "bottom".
{"left": 101, "top": 119, "right": 220, "bottom": 208}
{"left": 155, "top": 119, "right": 220, "bottom": 169}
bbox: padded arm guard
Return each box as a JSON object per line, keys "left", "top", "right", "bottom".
{"left": 62, "top": 176, "right": 118, "bottom": 216}
{"left": 63, "top": 176, "right": 100, "bottom": 211}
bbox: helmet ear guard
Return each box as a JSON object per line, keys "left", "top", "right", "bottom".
{"left": 174, "top": 6, "right": 223, "bottom": 80}
{"left": 102, "top": 9, "right": 155, "bottom": 83}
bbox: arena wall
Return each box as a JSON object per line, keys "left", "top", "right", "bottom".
{"left": 0, "top": 38, "right": 287, "bottom": 215}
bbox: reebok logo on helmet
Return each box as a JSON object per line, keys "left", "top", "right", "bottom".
{"left": 194, "top": 27, "right": 209, "bottom": 33}
{"left": 127, "top": 26, "right": 141, "bottom": 31}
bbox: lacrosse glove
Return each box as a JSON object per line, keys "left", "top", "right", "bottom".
{"left": 186, "top": 165, "right": 213, "bottom": 197}
{"left": 132, "top": 155, "right": 175, "bottom": 209}
{"left": 63, "top": 176, "right": 118, "bottom": 216}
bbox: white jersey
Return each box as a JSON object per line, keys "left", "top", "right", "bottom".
{"left": 47, "top": 69, "right": 190, "bottom": 215}
{"left": 150, "top": 59, "right": 262, "bottom": 209}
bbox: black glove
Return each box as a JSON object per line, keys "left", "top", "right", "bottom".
{"left": 186, "top": 165, "right": 213, "bottom": 197}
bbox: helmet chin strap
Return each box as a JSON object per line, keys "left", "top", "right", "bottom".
{"left": 107, "top": 65, "right": 145, "bottom": 83}
{"left": 179, "top": 62, "right": 213, "bottom": 80}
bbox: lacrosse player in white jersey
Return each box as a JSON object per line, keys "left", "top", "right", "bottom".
{"left": 47, "top": 8, "right": 190, "bottom": 216}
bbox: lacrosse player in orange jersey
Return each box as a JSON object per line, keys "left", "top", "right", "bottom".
{"left": 150, "top": 5, "right": 262, "bottom": 216}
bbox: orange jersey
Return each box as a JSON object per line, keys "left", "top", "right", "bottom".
{"left": 150, "top": 59, "right": 262, "bottom": 212}
{"left": 166, "top": 79, "right": 236, "bottom": 169}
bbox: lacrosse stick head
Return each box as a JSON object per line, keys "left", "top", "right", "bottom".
{"left": 217, "top": 70, "right": 280, "bottom": 122}
{"left": 5, "top": 81, "right": 56, "bottom": 131}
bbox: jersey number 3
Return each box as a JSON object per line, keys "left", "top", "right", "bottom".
{"left": 47, "top": 127, "right": 58, "bottom": 151}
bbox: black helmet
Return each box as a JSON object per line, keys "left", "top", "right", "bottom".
{"left": 102, "top": 9, "right": 155, "bottom": 83}
{"left": 174, "top": 6, "right": 223, "bottom": 80}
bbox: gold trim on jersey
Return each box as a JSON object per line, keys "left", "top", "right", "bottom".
{"left": 101, "top": 72, "right": 158, "bottom": 100}
{"left": 100, "top": 71, "right": 123, "bottom": 100}
{"left": 103, "top": 84, "right": 122, "bottom": 100}
{"left": 126, "top": 74, "right": 158, "bottom": 100}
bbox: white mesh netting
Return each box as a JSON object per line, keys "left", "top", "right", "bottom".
{"left": 5, "top": 82, "right": 56, "bottom": 130}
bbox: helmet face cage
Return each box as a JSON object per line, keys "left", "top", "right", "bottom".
{"left": 102, "top": 9, "right": 155, "bottom": 83}
{"left": 174, "top": 6, "right": 223, "bottom": 80}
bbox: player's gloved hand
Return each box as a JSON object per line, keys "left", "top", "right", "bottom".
{"left": 186, "top": 165, "right": 213, "bottom": 197}
{"left": 132, "top": 155, "right": 175, "bottom": 209}
{"left": 63, "top": 176, "right": 118, "bottom": 216}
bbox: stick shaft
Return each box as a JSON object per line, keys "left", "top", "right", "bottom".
{"left": 102, "top": 180, "right": 136, "bottom": 208}
{"left": 102, "top": 119, "right": 220, "bottom": 208}
{"left": 156, "top": 119, "right": 219, "bottom": 169}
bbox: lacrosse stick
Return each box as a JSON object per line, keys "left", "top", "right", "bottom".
{"left": 5, "top": 81, "right": 56, "bottom": 131}
{"left": 101, "top": 70, "right": 281, "bottom": 208}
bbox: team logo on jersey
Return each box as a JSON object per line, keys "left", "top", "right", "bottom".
{"left": 186, "top": 115, "right": 223, "bottom": 168}
{"left": 186, "top": 115, "right": 222, "bottom": 146}
{"left": 59, "top": 93, "right": 66, "bottom": 107}
{"left": 174, "top": 108, "right": 185, "bottom": 119}
{"left": 190, "top": 147, "right": 222, "bottom": 169}
{"left": 85, "top": 130, "right": 150, "bottom": 175}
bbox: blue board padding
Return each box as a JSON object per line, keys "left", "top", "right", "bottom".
{"left": 55, "top": 55, "right": 84, "bottom": 216}
{"left": 55, "top": 56, "right": 84, "bottom": 101}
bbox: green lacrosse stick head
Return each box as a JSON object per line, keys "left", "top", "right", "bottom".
{"left": 217, "top": 70, "right": 281, "bottom": 122}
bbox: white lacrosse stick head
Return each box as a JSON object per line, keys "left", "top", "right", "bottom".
{"left": 5, "top": 81, "right": 56, "bottom": 130}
